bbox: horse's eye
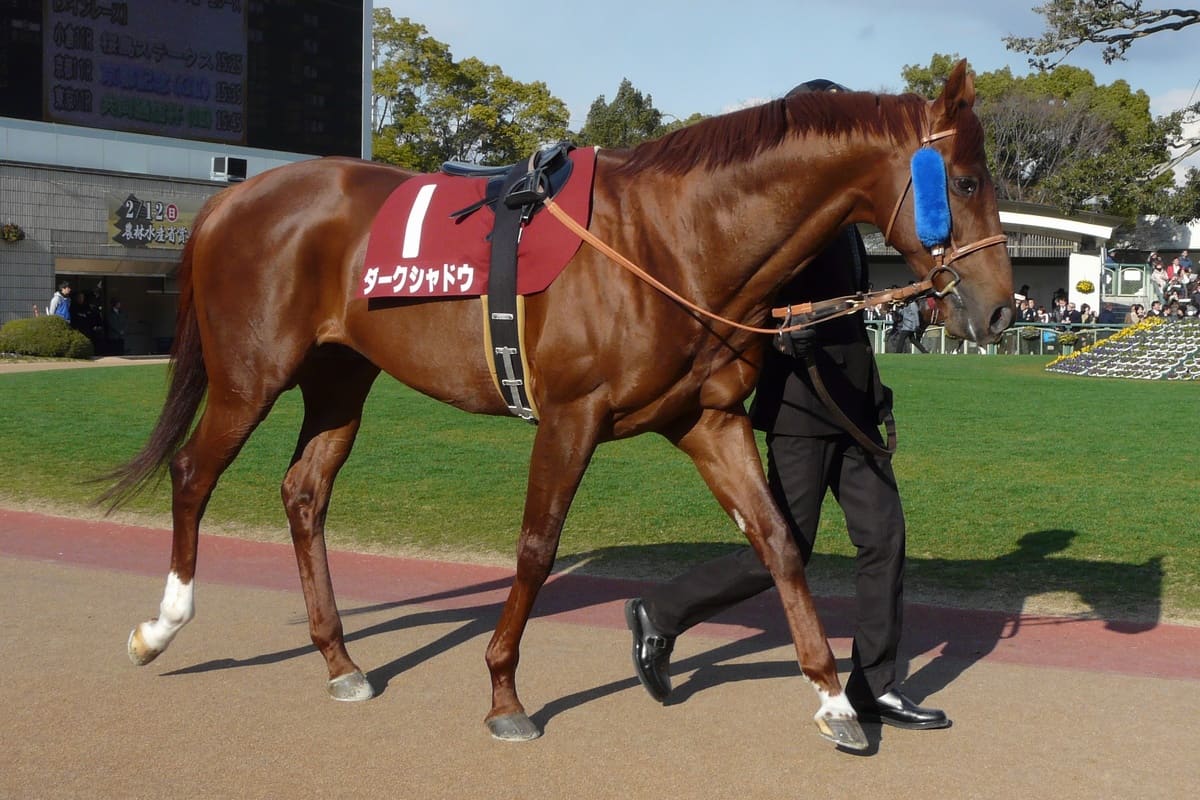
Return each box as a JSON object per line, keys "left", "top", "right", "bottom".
{"left": 951, "top": 176, "right": 978, "bottom": 197}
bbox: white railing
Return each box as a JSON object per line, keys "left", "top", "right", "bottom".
{"left": 864, "top": 321, "right": 1132, "bottom": 356}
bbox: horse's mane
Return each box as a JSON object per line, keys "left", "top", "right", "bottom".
{"left": 612, "top": 91, "right": 985, "bottom": 176}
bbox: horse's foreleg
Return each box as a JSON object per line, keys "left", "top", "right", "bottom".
{"left": 281, "top": 362, "right": 379, "bottom": 702}
{"left": 129, "top": 395, "right": 276, "bottom": 666}
{"left": 484, "top": 403, "right": 603, "bottom": 742}
{"left": 670, "top": 408, "right": 867, "bottom": 750}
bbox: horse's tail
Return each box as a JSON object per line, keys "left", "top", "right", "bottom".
{"left": 96, "top": 199, "right": 217, "bottom": 512}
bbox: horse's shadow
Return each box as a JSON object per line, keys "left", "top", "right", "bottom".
{"left": 165, "top": 528, "right": 1165, "bottom": 735}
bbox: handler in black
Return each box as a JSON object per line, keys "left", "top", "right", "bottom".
{"left": 625, "top": 83, "right": 948, "bottom": 728}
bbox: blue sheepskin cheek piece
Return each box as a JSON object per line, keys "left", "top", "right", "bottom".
{"left": 911, "top": 147, "right": 951, "bottom": 247}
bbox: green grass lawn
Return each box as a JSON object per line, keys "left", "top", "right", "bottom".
{"left": 1, "top": 355, "right": 1195, "bottom": 623}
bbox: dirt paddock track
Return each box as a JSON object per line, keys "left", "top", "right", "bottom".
{"left": 1, "top": 507, "right": 1197, "bottom": 799}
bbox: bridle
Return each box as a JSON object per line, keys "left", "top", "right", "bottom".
{"left": 882, "top": 128, "right": 1008, "bottom": 274}
{"left": 541, "top": 126, "right": 1006, "bottom": 337}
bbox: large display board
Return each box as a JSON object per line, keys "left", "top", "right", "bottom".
{"left": 1, "top": 0, "right": 364, "bottom": 157}
{"left": 45, "top": 1, "right": 248, "bottom": 143}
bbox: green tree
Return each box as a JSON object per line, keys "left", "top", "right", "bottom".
{"left": 370, "top": 10, "right": 570, "bottom": 170}
{"left": 1004, "top": 2, "right": 1200, "bottom": 215}
{"left": 660, "top": 112, "right": 709, "bottom": 135}
{"left": 900, "top": 52, "right": 967, "bottom": 99}
{"left": 1005, "top": 1, "right": 1200, "bottom": 68}
{"left": 577, "top": 79, "right": 666, "bottom": 148}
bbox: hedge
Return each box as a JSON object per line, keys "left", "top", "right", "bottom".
{"left": 0, "top": 315, "right": 94, "bottom": 359}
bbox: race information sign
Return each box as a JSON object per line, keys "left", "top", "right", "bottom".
{"left": 45, "top": 1, "right": 247, "bottom": 144}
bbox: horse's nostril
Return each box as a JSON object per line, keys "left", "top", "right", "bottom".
{"left": 989, "top": 305, "right": 1015, "bottom": 334}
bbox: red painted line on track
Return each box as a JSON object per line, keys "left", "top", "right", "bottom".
{"left": 2, "top": 507, "right": 1196, "bottom": 681}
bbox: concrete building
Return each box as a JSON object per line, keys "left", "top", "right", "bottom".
{"left": 1, "top": 1, "right": 369, "bottom": 352}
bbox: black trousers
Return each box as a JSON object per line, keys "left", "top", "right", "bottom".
{"left": 642, "top": 432, "right": 907, "bottom": 697}
{"left": 888, "top": 329, "right": 927, "bottom": 353}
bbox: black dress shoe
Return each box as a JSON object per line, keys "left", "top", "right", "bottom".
{"left": 624, "top": 598, "right": 674, "bottom": 702}
{"left": 852, "top": 689, "right": 951, "bottom": 730}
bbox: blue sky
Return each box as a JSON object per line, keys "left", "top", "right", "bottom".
{"left": 377, "top": 1, "right": 1200, "bottom": 173}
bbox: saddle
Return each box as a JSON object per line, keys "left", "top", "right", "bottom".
{"left": 443, "top": 141, "right": 575, "bottom": 225}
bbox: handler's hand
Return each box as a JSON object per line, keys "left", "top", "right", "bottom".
{"left": 774, "top": 326, "right": 816, "bottom": 359}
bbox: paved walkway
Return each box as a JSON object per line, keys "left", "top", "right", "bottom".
{"left": 1, "top": 507, "right": 1196, "bottom": 799}
{"left": 0, "top": 354, "right": 169, "bottom": 374}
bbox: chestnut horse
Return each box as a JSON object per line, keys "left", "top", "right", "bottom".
{"left": 105, "top": 60, "right": 1012, "bottom": 750}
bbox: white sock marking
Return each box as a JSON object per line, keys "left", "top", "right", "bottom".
{"left": 140, "top": 572, "right": 194, "bottom": 652}
{"left": 815, "top": 688, "right": 856, "bottom": 719}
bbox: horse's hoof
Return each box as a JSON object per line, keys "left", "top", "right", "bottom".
{"left": 486, "top": 713, "right": 542, "bottom": 742}
{"left": 815, "top": 713, "right": 868, "bottom": 751}
{"left": 328, "top": 671, "right": 375, "bottom": 702}
{"left": 127, "top": 625, "right": 161, "bottom": 666}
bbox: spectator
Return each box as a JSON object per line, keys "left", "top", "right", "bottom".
{"left": 1147, "top": 300, "right": 1164, "bottom": 317}
{"left": 1096, "top": 303, "right": 1119, "bottom": 324}
{"left": 1180, "top": 250, "right": 1193, "bottom": 271}
{"left": 1019, "top": 298, "right": 1037, "bottom": 322}
{"left": 49, "top": 281, "right": 71, "bottom": 321}
{"left": 106, "top": 298, "right": 126, "bottom": 356}
{"left": 1125, "top": 304, "right": 1146, "bottom": 325}
{"left": 1079, "top": 303, "right": 1096, "bottom": 324}
{"left": 1062, "top": 301, "right": 1082, "bottom": 330}
{"left": 1149, "top": 258, "right": 1168, "bottom": 304}
{"left": 1166, "top": 258, "right": 1187, "bottom": 295}
{"left": 1049, "top": 296, "right": 1068, "bottom": 323}
{"left": 887, "top": 297, "right": 928, "bottom": 353}
{"left": 1036, "top": 305, "right": 1051, "bottom": 323}
{"left": 1181, "top": 266, "right": 1196, "bottom": 295}
{"left": 71, "top": 291, "right": 104, "bottom": 352}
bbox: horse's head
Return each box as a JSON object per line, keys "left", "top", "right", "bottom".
{"left": 878, "top": 60, "right": 1014, "bottom": 343}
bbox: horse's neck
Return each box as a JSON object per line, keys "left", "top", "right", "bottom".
{"left": 653, "top": 139, "right": 890, "bottom": 312}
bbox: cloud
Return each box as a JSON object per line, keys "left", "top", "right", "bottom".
{"left": 722, "top": 97, "right": 771, "bottom": 114}
{"left": 1150, "top": 88, "right": 1199, "bottom": 117}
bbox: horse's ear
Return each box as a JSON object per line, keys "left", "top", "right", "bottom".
{"left": 932, "top": 59, "right": 975, "bottom": 125}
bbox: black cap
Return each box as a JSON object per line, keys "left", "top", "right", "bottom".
{"left": 786, "top": 79, "right": 852, "bottom": 97}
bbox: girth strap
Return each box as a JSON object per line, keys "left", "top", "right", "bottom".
{"left": 484, "top": 161, "right": 539, "bottom": 422}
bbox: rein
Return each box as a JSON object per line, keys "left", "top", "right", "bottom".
{"left": 543, "top": 199, "right": 954, "bottom": 335}
{"left": 542, "top": 126, "right": 1004, "bottom": 334}
{"left": 544, "top": 197, "right": 939, "bottom": 461}
{"left": 539, "top": 125, "right": 1008, "bottom": 459}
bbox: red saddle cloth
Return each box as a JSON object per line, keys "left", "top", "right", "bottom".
{"left": 360, "top": 148, "right": 597, "bottom": 299}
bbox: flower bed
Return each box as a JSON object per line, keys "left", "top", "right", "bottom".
{"left": 1045, "top": 317, "right": 1199, "bottom": 379}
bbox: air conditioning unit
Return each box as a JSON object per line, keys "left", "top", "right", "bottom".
{"left": 211, "top": 156, "right": 248, "bottom": 183}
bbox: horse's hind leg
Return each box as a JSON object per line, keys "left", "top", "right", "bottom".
{"left": 280, "top": 355, "right": 380, "bottom": 702}
{"left": 128, "top": 391, "right": 280, "bottom": 666}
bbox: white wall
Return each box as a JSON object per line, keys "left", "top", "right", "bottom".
{"left": 0, "top": 118, "right": 312, "bottom": 182}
